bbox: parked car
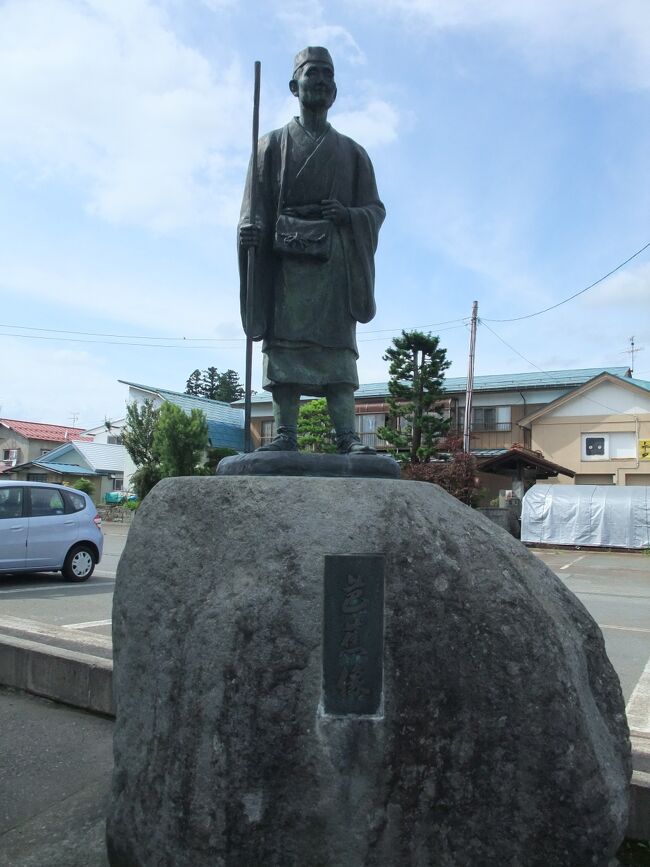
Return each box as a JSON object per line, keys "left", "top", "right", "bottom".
{"left": 0, "top": 481, "right": 103, "bottom": 581}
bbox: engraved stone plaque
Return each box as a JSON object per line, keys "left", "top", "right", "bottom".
{"left": 322, "top": 554, "right": 385, "bottom": 716}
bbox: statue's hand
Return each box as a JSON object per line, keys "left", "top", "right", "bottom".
{"left": 239, "top": 222, "right": 263, "bottom": 248}
{"left": 321, "top": 199, "right": 350, "bottom": 226}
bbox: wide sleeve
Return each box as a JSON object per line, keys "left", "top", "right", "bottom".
{"left": 346, "top": 146, "right": 386, "bottom": 324}
{"left": 238, "top": 134, "right": 275, "bottom": 340}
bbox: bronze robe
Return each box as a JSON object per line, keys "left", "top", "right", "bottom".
{"left": 239, "top": 118, "right": 385, "bottom": 395}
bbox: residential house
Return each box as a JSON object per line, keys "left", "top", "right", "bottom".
{"left": 519, "top": 371, "right": 650, "bottom": 487}
{"left": 119, "top": 381, "right": 245, "bottom": 490}
{"left": 9, "top": 441, "right": 126, "bottom": 503}
{"left": 235, "top": 366, "right": 632, "bottom": 499}
{"left": 82, "top": 418, "right": 126, "bottom": 445}
{"left": 0, "top": 419, "right": 91, "bottom": 475}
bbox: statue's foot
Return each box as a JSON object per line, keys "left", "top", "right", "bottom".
{"left": 257, "top": 433, "right": 298, "bottom": 452}
{"left": 336, "top": 433, "right": 376, "bottom": 455}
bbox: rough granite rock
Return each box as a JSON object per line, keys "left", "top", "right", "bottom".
{"left": 107, "top": 476, "right": 631, "bottom": 867}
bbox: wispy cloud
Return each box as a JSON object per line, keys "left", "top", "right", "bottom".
{"left": 273, "top": 0, "right": 366, "bottom": 66}
{"left": 357, "top": 0, "right": 650, "bottom": 90}
{"left": 0, "top": 0, "right": 249, "bottom": 231}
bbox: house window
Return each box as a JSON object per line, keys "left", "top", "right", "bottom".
{"left": 261, "top": 420, "right": 275, "bottom": 446}
{"left": 107, "top": 435, "right": 123, "bottom": 445}
{"left": 582, "top": 434, "right": 608, "bottom": 460}
{"left": 113, "top": 477, "right": 124, "bottom": 491}
{"left": 3, "top": 448, "right": 18, "bottom": 463}
{"left": 27, "top": 473, "right": 47, "bottom": 483}
{"left": 581, "top": 432, "right": 636, "bottom": 461}
{"left": 457, "top": 406, "right": 511, "bottom": 432}
{"left": 355, "top": 414, "right": 387, "bottom": 448}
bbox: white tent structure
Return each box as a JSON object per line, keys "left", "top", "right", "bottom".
{"left": 521, "top": 485, "right": 650, "bottom": 549}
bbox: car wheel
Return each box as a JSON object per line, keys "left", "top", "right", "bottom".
{"left": 63, "top": 544, "right": 96, "bottom": 582}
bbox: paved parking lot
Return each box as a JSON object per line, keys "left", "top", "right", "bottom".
{"left": 532, "top": 547, "right": 650, "bottom": 743}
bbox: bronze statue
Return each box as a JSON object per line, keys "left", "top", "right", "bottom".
{"left": 238, "top": 47, "right": 385, "bottom": 453}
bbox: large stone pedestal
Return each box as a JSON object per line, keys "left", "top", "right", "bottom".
{"left": 107, "top": 476, "right": 630, "bottom": 867}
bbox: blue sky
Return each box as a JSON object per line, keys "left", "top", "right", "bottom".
{"left": 1, "top": 0, "right": 649, "bottom": 427}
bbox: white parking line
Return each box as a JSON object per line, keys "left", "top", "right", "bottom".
{"left": 559, "top": 555, "right": 585, "bottom": 571}
{"left": 627, "top": 654, "right": 650, "bottom": 734}
{"left": 0, "top": 581, "right": 115, "bottom": 594}
{"left": 599, "top": 624, "right": 650, "bottom": 635}
{"left": 63, "top": 619, "right": 112, "bottom": 630}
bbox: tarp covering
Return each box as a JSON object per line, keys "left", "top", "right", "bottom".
{"left": 521, "top": 485, "right": 650, "bottom": 549}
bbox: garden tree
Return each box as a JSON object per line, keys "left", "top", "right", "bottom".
{"left": 72, "top": 477, "right": 94, "bottom": 496}
{"left": 153, "top": 402, "right": 209, "bottom": 477}
{"left": 297, "top": 398, "right": 337, "bottom": 453}
{"left": 378, "top": 330, "right": 451, "bottom": 463}
{"left": 185, "top": 369, "right": 202, "bottom": 395}
{"left": 401, "top": 436, "right": 483, "bottom": 506}
{"left": 122, "top": 399, "right": 161, "bottom": 499}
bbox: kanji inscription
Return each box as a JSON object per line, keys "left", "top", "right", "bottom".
{"left": 322, "top": 554, "right": 385, "bottom": 716}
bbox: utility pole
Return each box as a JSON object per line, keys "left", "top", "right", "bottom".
{"left": 463, "top": 301, "right": 478, "bottom": 454}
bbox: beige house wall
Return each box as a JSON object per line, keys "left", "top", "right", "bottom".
{"left": 530, "top": 413, "right": 650, "bottom": 486}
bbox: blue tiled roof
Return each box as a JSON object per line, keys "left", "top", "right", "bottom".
{"left": 235, "top": 367, "right": 631, "bottom": 404}
{"left": 33, "top": 462, "right": 100, "bottom": 475}
{"left": 207, "top": 421, "right": 245, "bottom": 451}
{"left": 119, "top": 380, "right": 245, "bottom": 450}
{"left": 615, "top": 374, "right": 650, "bottom": 392}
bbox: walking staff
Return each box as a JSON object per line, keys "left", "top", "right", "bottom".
{"left": 243, "top": 61, "right": 261, "bottom": 452}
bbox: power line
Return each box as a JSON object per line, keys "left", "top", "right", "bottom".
{"left": 0, "top": 323, "right": 242, "bottom": 342}
{"left": 482, "top": 239, "right": 650, "bottom": 323}
{"left": 0, "top": 332, "right": 242, "bottom": 349}
{"left": 0, "top": 321, "right": 470, "bottom": 349}
{"left": 479, "top": 320, "right": 626, "bottom": 416}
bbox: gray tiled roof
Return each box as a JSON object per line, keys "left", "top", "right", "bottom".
{"left": 234, "top": 366, "right": 632, "bottom": 404}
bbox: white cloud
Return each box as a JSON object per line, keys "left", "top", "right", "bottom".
{"left": 587, "top": 261, "right": 650, "bottom": 308}
{"left": 358, "top": 0, "right": 650, "bottom": 90}
{"left": 274, "top": 0, "right": 366, "bottom": 67}
{"left": 0, "top": 262, "right": 242, "bottom": 336}
{"left": 332, "top": 100, "right": 400, "bottom": 147}
{"left": 0, "top": 339, "right": 127, "bottom": 428}
{"left": 0, "top": 0, "right": 249, "bottom": 231}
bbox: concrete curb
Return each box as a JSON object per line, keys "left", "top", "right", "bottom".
{"left": 0, "top": 635, "right": 647, "bottom": 840}
{"left": 0, "top": 635, "right": 114, "bottom": 716}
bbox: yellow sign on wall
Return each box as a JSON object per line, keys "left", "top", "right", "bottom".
{"left": 639, "top": 440, "right": 650, "bottom": 460}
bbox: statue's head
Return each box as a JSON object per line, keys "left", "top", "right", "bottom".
{"left": 289, "top": 46, "right": 336, "bottom": 111}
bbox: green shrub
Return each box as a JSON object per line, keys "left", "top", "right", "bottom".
{"left": 72, "top": 478, "right": 94, "bottom": 496}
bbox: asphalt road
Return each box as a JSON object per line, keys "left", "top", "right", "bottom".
{"left": 0, "top": 526, "right": 648, "bottom": 708}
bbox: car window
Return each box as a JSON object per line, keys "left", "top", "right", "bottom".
{"left": 0, "top": 487, "right": 23, "bottom": 519}
{"left": 63, "top": 491, "right": 87, "bottom": 513}
{"left": 30, "top": 488, "right": 66, "bottom": 517}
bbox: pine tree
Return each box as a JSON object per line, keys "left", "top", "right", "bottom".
{"left": 185, "top": 369, "right": 203, "bottom": 396}
{"left": 201, "top": 367, "right": 220, "bottom": 400}
{"left": 378, "top": 330, "right": 451, "bottom": 463}
{"left": 215, "top": 369, "right": 245, "bottom": 403}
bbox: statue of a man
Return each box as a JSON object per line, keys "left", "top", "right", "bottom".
{"left": 238, "top": 46, "right": 385, "bottom": 453}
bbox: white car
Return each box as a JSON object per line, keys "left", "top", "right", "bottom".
{"left": 0, "top": 480, "right": 104, "bottom": 582}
